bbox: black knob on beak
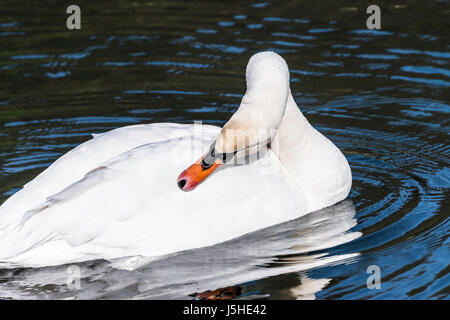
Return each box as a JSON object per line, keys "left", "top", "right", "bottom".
{"left": 177, "top": 179, "right": 187, "bottom": 190}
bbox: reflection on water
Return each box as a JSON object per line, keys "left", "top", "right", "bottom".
{"left": 0, "top": 200, "right": 360, "bottom": 299}
{"left": 0, "top": 0, "right": 449, "bottom": 299}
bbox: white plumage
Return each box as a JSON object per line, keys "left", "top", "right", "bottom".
{"left": 0, "top": 52, "right": 351, "bottom": 268}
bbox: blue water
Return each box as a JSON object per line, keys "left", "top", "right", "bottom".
{"left": 0, "top": 0, "right": 448, "bottom": 299}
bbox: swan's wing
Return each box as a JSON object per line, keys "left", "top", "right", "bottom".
{"left": 0, "top": 133, "right": 301, "bottom": 267}
{"left": 0, "top": 123, "right": 220, "bottom": 229}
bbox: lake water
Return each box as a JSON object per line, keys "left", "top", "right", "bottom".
{"left": 0, "top": 0, "right": 448, "bottom": 299}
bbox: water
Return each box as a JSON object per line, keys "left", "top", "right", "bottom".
{"left": 0, "top": 0, "right": 448, "bottom": 299}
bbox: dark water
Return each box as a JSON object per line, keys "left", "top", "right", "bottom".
{"left": 0, "top": 0, "right": 449, "bottom": 299}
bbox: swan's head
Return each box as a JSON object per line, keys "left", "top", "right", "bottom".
{"left": 178, "top": 51, "right": 290, "bottom": 191}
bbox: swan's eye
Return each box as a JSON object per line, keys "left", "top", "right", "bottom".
{"left": 201, "top": 148, "right": 216, "bottom": 170}
{"left": 201, "top": 158, "right": 213, "bottom": 170}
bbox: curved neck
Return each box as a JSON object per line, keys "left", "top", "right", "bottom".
{"left": 270, "top": 92, "right": 352, "bottom": 212}
{"left": 270, "top": 92, "right": 310, "bottom": 163}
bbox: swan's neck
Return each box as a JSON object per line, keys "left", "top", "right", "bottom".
{"left": 271, "top": 92, "right": 310, "bottom": 168}
{"left": 270, "top": 93, "right": 352, "bottom": 211}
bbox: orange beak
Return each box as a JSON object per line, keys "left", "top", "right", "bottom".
{"left": 177, "top": 154, "right": 223, "bottom": 191}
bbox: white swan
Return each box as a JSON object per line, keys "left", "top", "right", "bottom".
{"left": 0, "top": 51, "right": 351, "bottom": 268}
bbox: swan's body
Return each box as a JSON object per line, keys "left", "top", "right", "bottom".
{"left": 0, "top": 52, "right": 351, "bottom": 268}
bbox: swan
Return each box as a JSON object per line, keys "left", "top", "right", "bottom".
{"left": 0, "top": 51, "right": 351, "bottom": 268}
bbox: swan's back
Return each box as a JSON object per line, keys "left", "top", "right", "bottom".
{"left": 0, "top": 123, "right": 302, "bottom": 268}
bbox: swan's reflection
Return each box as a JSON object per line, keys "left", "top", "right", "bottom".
{"left": 185, "top": 199, "right": 361, "bottom": 300}
{"left": 0, "top": 200, "right": 360, "bottom": 299}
